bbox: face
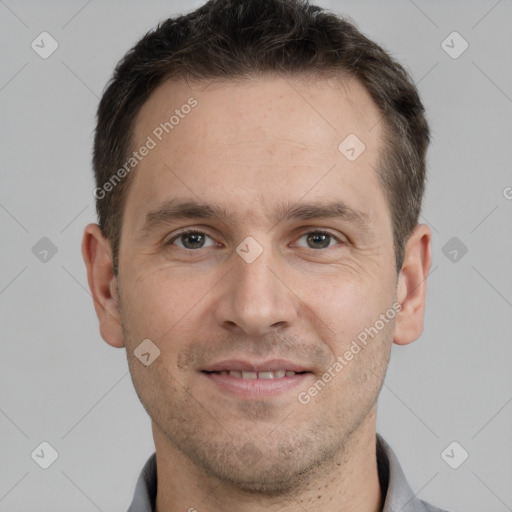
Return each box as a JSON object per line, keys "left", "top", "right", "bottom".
{"left": 104, "top": 76, "right": 402, "bottom": 492}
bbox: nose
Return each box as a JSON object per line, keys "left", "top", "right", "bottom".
{"left": 212, "top": 240, "right": 299, "bottom": 337}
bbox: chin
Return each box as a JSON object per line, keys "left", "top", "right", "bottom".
{"left": 204, "top": 458, "right": 315, "bottom": 496}
{"left": 183, "top": 435, "right": 336, "bottom": 497}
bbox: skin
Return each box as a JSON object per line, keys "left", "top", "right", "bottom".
{"left": 82, "top": 75, "right": 431, "bottom": 512}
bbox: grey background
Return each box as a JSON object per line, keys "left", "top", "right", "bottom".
{"left": 1, "top": 0, "right": 511, "bottom": 511}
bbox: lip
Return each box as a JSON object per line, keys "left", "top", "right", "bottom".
{"left": 201, "top": 370, "right": 312, "bottom": 398}
{"left": 201, "top": 359, "right": 310, "bottom": 373}
{"left": 200, "top": 359, "right": 313, "bottom": 399}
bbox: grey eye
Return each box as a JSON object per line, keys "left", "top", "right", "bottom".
{"left": 296, "top": 231, "right": 340, "bottom": 249}
{"left": 170, "top": 231, "right": 215, "bottom": 249}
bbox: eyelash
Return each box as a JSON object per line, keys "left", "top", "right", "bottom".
{"left": 165, "top": 228, "right": 345, "bottom": 250}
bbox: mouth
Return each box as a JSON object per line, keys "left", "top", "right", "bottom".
{"left": 203, "top": 369, "right": 304, "bottom": 379}
{"left": 200, "top": 359, "right": 313, "bottom": 398}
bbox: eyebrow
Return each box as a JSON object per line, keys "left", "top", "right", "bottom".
{"left": 138, "top": 198, "right": 372, "bottom": 238}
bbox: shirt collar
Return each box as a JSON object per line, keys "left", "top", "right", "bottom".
{"left": 127, "top": 434, "right": 447, "bottom": 512}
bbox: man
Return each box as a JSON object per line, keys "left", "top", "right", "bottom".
{"left": 82, "top": 0, "right": 449, "bottom": 510}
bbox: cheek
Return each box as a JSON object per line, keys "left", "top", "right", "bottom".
{"left": 123, "top": 266, "right": 211, "bottom": 341}
{"left": 303, "top": 272, "right": 393, "bottom": 350}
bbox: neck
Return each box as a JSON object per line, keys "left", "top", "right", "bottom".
{"left": 153, "top": 411, "right": 383, "bottom": 512}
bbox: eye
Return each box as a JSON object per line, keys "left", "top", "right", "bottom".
{"left": 165, "top": 229, "right": 344, "bottom": 251}
{"left": 166, "top": 230, "right": 217, "bottom": 250}
{"left": 294, "top": 230, "right": 344, "bottom": 250}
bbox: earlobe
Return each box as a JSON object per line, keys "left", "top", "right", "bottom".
{"left": 394, "top": 224, "right": 432, "bottom": 346}
{"left": 81, "top": 223, "right": 125, "bottom": 348}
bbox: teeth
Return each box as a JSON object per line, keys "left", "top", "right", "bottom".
{"left": 220, "top": 370, "right": 296, "bottom": 379}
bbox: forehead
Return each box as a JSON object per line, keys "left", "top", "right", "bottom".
{"left": 125, "top": 74, "right": 387, "bottom": 230}
{"left": 133, "top": 74, "right": 381, "bottom": 151}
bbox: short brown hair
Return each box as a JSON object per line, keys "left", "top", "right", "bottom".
{"left": 93, "top": 0, "right": 430, "bottom": 275}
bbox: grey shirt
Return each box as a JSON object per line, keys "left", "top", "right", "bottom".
{"left": 127, "top": 434, "right": 450, "bottom": 512}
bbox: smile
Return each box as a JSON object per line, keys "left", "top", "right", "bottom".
{"left": 206, "top": 369, "right": 300, "bottom": 379}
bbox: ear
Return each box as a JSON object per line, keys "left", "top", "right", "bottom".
{"left": 81, "top": 223, "right": 125, "bottom": 348}
{"left": 394, "top": 224, "right": 432, "bottom": 346}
